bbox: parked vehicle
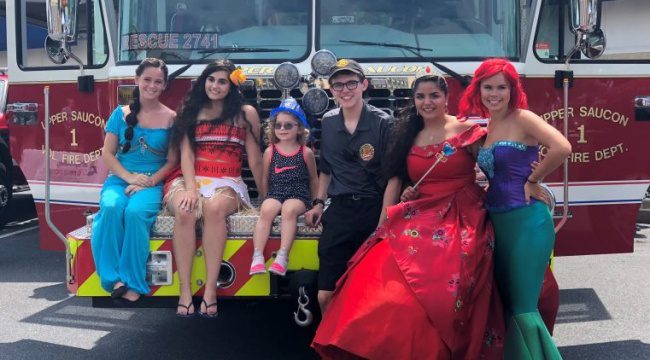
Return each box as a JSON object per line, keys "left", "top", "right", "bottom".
{"left": 0, "top": 69, "right": 12, "bottom": 228}
{"left": 2, "top": 0, "right": 649, "bottom": 318}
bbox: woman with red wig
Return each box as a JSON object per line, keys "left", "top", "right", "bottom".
{"left": 459, "top": 58, "right": 570, "bottom": 359}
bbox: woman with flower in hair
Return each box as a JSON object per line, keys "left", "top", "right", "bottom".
{"left": 459, "top": 58, "right": 570, "bottom": 359}
{"left": 313, "top": 74, "right": 504, "bottom": 360}
{"left": 165, "top": 59, "right": 262, "bottom": 317}
{"left": 92, "top": 58, "right": 177, "bottom": 303}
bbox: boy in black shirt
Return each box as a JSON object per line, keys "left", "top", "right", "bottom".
{"left": 305, "top": 59, "right": 393, "bottom": 313}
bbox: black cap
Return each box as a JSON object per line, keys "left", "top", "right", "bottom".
{"left": 329, "top": 58, "right": 365, "bottom": 80}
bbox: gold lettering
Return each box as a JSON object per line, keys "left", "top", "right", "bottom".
{"left": 602, "top": 109, "right": 611, "bottom": 120}
{"left": 593, "top": 107, "right": 603, "bottom": 118}
{"left": 61, "top": 152, "right": 82, "bottom": 164}
{"left": 576, "top": 124, "right": 587, "bottom": 144}
{"left": 541, "top": 107, "right": 575, "bottom": 123}
{"left": 83, "top": 149, "right": 102, "bottom": 163}
{"left": 578, "top": 107, "right": 628, "bottom": 127}
{"left": 594, "top": 143, "right": 625, "bottom": 161}
{"left": 569, "top": 151, "right": 590, "bottom": 163}
{"left": 42, "top": 111, "right": 105, "bottom": 129}
{"left": 587, "top": 107, "right": 595, "bottom": 118}
{"left": 404, "top": 65, "right": 419, "bottom": 73}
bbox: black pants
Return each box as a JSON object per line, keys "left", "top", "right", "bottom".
{"left": 317, "top": 196, "right": 382, "bottom": 291}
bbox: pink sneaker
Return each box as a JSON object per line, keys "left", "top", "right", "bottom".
{"left": 249, "top": 255, "right": 266, "bottom": 275}
{"left": 269, "top": 259, "right": 287, "bottom": 276}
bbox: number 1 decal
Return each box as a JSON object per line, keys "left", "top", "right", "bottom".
{"left": 576, "top": 124, "right": 587, "bottom": 144}
{"left": 70, "top": 128, "right": 78, "bottom": 147}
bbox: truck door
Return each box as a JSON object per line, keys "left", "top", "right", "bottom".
{"left": 6, "top": 0, "right": 114, "bottom": 250}
{"left": 526, "top": 0, "right": 650, "bottom": 255}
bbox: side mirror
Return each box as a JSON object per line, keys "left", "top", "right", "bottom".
{"left": 44, "top": 36, "right": 70, "bottom": 64}
{"left": 569, "top": 0, "right": 601, "bottom": 35}
{"left": 44, "top": 0, "right": 93, "bottom": 92}
{"left": 46, "top": 0, "right": 79, "bottom": 42}
{"left": 582, "top": 28, "right": 606, "bottom": 59}
{"left": 569, "top": 0, "right": 605, "bottom": 59}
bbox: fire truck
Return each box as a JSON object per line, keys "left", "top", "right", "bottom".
{"left": 3, "top": 0, "right": 650, "bottom": 319}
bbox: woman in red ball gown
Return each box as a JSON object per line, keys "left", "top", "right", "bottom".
{"left": 312, "top": 75, "right": 505, "bottom": 360}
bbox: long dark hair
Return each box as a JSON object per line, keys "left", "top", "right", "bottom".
{"left": 172, "top": 59, "right": 258, "bottom": 150}
{"left": 383, "top": 75, "right": 449, "bottom": 180}
{"left": 122, "top": 58, "right": 168, "bottom": 153}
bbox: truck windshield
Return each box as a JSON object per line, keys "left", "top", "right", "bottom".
{"left": 318, "top": 0, "right": 518, "bottom": 60}
{"left": 118, "top": 0, "right": 310, "bottom": 63}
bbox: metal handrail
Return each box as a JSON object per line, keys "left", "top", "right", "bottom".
{"left": 43, "top": 86, "right": 73, "bottom": 283}
{"left": 554, "top": 74, "right": 570, "bottom": 234}
{"left": 555, "top": 39, "right": 581, "bottom": 234}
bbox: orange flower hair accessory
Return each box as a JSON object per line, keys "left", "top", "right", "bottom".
{"left": 229, "top": 67, "right": 247, "bottom": 86}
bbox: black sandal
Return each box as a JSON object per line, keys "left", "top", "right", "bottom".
{"left": 110, "top": 285, "right": 127, "bottom": 299}
{"left": 198, "top": 299, "right": 218, "bottom": 318}
{"left": 176, "top": 301, "right": 195, "bottom": 318}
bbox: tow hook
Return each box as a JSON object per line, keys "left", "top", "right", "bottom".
{"left": 293, "top": 286, "right": 313, "bottom": 327}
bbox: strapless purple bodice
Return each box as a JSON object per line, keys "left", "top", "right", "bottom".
{"left": 477, "top": 141, "right": 539, "bottom": 212}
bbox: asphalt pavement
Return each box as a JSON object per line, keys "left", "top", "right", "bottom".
{"left": 0, "top": 193, "right": 649, "bottom": 359}
{"left": 553, "top": 223, "right": 650, "bottom": 359}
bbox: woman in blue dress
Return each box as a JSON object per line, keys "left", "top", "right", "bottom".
{"left": 91, "top": 58, "right": 177, "bottom": 303}
{"left": 459, "top": 58, "right": 571, "bottom": 359}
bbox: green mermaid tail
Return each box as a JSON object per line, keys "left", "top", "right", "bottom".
{"left": 505, "top": 312, "right": 562, "bottom": 360}
{"left": 490, "top": 201, "right": 562, "bottom": 359}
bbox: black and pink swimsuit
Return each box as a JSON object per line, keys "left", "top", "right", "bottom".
{"left": 266, "top": 144, "right": 311, "bottom": 208}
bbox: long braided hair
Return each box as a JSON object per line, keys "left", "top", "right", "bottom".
{"left": 172, "top": 59, "right": 259, "bottom": 150}
{"left": 122, "top": 58, "right": 169, "bottom": 153}
{"left": 383, "top": 75, "right": 449, "bottom": 181}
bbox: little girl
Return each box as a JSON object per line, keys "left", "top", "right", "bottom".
{"left": 250, "top": 98, "right": 318, "bottom": 276}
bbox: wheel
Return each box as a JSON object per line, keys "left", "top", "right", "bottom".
{"left": 0, "top": 163, "right": 12, "bottom": 229}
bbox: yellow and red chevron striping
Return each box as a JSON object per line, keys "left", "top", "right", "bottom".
{"left": 70, "top": 233, "right": 319, "bottom": 298}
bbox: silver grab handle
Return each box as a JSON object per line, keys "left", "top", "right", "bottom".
{"left": 554, "top": 55, "right": 578, "bottom": 234}
{"left": 43, "top": 86, "right": 73, "bottom": 284}
{"left": 635, "top": 96, "right": 650, "bottom": 109}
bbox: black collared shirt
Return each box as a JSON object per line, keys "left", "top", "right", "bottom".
{"left": 319, "top": 102, "right": 393, "bottom": 197}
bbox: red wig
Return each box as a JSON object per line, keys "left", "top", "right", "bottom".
{"left": 458, "top": 58, "right": 528, "bottom": 119}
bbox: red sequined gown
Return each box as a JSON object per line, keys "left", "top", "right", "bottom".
{"left": 312, "top": 125, "right": 505, "bottom": 360}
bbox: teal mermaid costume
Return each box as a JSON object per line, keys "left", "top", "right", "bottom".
{"left": 478, "top": 141, "right": 562, "bottom": 360}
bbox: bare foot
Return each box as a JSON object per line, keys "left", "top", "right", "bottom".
{"left": 122, "top": 289, "right": 140, "bottom": 302}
